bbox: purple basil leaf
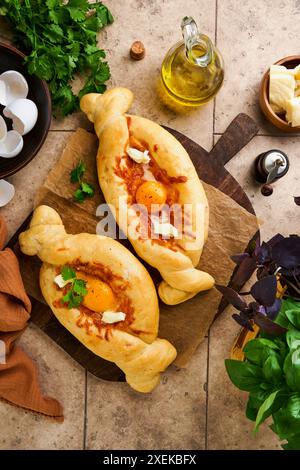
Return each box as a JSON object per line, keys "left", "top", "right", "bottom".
{"left": 250, "top": 275, "right": 277, "bottom": 306}
{"left": 257, "top": 305, "right": 267, "bottom": 316}
{"left": 265, "top": 298, "right": 282, "bottom": 320}
{"left": 239, "top": 309, "right": 253, "bottom": 321}
{"left": 266, "top": 234, "right": 285, "bottom": 249}
{"left": 216, "top": 285, "right": 247, "bottom": 310}
{"left": 271, "top": 236, "right": 300, "bottom": 269}
{"left": 254, "top": 312, "right": 287, "bottom": 336}
{"left": 232, "top": 313, "right": 254, "bottom": 331}
{"left": 294, "top": 196, "right": 300, "bottom": 206}
{"left": 231, "top": 253, "right": 250, "bottom": 264}
{"left": 256, "top": 242, "right": 271, "bottom": 265}
{"left": 232, "top": 256, "right": 257, "bottom": 287}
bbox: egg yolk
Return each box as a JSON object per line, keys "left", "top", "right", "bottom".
{"left": 76, "top": 272, "right": 116, "bottom": 312}
{"left": 136, "top": 181, "right": 168, "bottom": 212}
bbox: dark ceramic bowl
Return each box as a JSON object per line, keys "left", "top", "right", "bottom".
{"left": 0, "top": 42, "right": 51, "bottom": 178}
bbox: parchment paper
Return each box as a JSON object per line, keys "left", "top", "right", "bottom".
{"left": 20, "top": 128, "right": 259, "bottom": 367}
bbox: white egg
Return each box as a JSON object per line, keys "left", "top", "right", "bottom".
{"left": 0, "top": 116, "right": 7, "bottom": 143}
{"left": 0, "top": 180, "right": 15, "bottom": 207}
{"left": 0, "top": 130, "right": 23, "bottom": 158}
{"left": 0, "top": 70, "right": 29, "bottom": 106}
{"left": 4, "top": 98, "right": 38, "bottom": 136}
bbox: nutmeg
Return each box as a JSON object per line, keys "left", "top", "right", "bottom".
{"left": 130, "top": 41, "right": 145, "bottom": 60}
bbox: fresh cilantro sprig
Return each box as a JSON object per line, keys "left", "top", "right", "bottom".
{"left": 0, "top": 0, "right": 113, "bottom": 116}
{"left": 61, "top": 265, "right": 87, "bottom": 309}
{"left": 70, "top": 160, "right": 95, "bottom": 203}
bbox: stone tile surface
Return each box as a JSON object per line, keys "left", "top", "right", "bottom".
{"left": 86, "top": 341, "right": 208, "bottom": 450}
{"left": 52, "top": 0, "right": 215, "bottom": 150}
{"left": 0, "top": 324, "right": 85, "bottom": 450}
{"left": 215, "top": 0, "right": 300, "bottom": 134}
{"left": 0, "top": 0, "right": 300, "bottom": 452}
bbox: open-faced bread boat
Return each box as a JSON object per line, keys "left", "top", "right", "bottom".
{"left": 80, "top": 87, "right": 215, "bottom": 305}
{"left": 19, "top": 205, "right": 177, "bottom": 393}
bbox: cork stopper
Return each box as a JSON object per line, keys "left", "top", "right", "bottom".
{"left": 130, "top": 41, "right": 146, "bottom": 60}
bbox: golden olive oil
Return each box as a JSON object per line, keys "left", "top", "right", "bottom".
{"left": 159, "top": 17, "right": 224, "bottom": 111}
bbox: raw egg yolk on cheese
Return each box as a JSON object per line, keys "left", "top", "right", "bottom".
{"left": 76, "top": 272, "right": 116, "bottom": 312}
{"left": 136, "top": 181, "right": 167, "bottom": 211}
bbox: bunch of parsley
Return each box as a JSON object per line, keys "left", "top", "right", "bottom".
{"left": 0, "top": 0, "right": 113, "bottom": 116}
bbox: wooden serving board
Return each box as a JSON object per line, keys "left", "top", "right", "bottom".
{"left": 8, "top": 113, "right": 259, "bottom": 382}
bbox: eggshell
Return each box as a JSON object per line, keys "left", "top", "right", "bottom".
{"left": 0, "top": 70, "right": 29, "bottom": 106}
{"left": 0, "top": 116, "right": 7, "bottom": 143}
{"left": 0, "top": 130, "right": 23, "bottom": 158}
{"left": 0, "top": 179, "right": 15, "bottom": 207}
{"left": 4, "top": 98, "right": 38, "bottom": 136}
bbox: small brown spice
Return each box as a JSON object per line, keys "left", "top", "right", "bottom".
{"left": 130, "top": 41, "right": 145, "bottom": 60}
{"left": 261, "top": 184, "right": 273, "bottom": 196}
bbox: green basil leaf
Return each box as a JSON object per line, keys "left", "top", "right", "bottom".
{"left": 273, "top": 394, "right": 300, "bottom": 440}
{"left": 276, "top": 298, "right": 300, "bottom": 329}
{"left": 286, "top": 328, "right": 300, "bottom": 352}
{"left": 225, "top": 359, "right": 264, "bottom": 392}
{"left": 243, "top": 338, "right": 279, "bottom": 367}
{"left": 286, "top": 309, "right": 300, "bottom": 330}
{"left": 254, "top": 390, "right": 286, "bottom": 432}
{"left": 282, "top": 433, "right": 300, "bottom": 450}
{"left": 284, "top": 349, "right": 300, "bottom": 391}
{"left": 262, "top": 354, "right": 283, "bottom": 384}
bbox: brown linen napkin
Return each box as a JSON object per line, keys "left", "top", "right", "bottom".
{"left": 0, "top": 215, "right": 64, "bottom": 421}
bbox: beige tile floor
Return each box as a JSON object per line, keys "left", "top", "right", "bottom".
{"left": 0, "top": 0, "right": 300, "bottom": 450}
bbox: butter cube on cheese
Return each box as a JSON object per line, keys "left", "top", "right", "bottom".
{"left": 270, "top": 65, "right": 295, "bottom": 76}
{"left": 294, "top": 65, "right": 300, "bottom": 81}
{"left": 269, "top": 73, "right": 295, "bottom": 114}
{"left": 285, "top": 97, "right": 300, "bottom": 127}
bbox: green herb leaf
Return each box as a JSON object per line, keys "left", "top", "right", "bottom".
{"left": 73, "top": 188, "right": 85, "bottom": 203}
{"left": 243, "top": 338, "right": 279, "bottom": 367}
{"left": 284, "top": 348, "right": 300, "bottom": 392}
{"left": 225, "top": 359, "right": 264, "bottom": 393}
{"left": 282, "top": 433, "right": 300, "bottom": 450}
{"left": 254, "top": 390, "right": 286, "bottom": 433}
{"left": 80, "top": 181, "right": 94, "bottom": 196}
{"left": 70, "top": 161, "right": 86, "bottom": 183}
{"left": 61, "top": 266, "right": 76, "bottom": 281}
{"left": 0, "top": 0, "right": 113, "bottom": 116}
{"left": 272, "top": 394, "right": 300, "bottom": 440}
{"left": 72, "top": 279, "right": 88, "bottom": 296}
{"left": 286, "top": 309, "right": 300, "bottom": 330}
{"left": 275, "top": 298, "right": 300, "bottom": 329}
{"left": 60, "top": 267, "right": 87, "bottom": 309}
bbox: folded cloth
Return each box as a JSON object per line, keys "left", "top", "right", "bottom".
{"left": 0, "top": 215, "right": 63, "bottom": 421}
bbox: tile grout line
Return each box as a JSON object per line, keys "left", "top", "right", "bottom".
{"left": 212, "top": 0, "right": 218, "bottom": 137}
{"left": 83, "top": 369, "right": 88, "bottom": 450}
{"left": 213, "top": 132, "right": 300, "bottom": 137}
{"left": 204, "top": 331, "right": 211, "bottom": 450}
{"left": 205, "top": 0, "right": 218, "bottom": 449}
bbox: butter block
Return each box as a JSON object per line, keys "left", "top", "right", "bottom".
{"left": 285, "top": 97, "right": 300, "bottom": 127}
{"left": 294, "top": 64, "right": 300, "bottom": 81}
{"left": 269, "top": 73, "right": 295, "bottom": 114}
{"left": 270, "top": 65, "right": 295, "bottom": 76}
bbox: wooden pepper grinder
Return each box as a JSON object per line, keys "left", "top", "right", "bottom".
{"left": 254, "top": 150, "right": 289, "bottom": 196}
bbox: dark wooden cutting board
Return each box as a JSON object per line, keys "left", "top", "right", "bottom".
{"left": 7, "top": 113, "right": 259, "bottom": 382}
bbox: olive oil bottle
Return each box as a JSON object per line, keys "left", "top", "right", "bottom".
{"left": 160, "top": 17, "right": 224, "bottom": 110}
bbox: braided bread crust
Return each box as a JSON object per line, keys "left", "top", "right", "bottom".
{"left": 19, "top": 205, "right": 176, "bottom": 393}
{"left": 80, "top": 88, "right": 215, "bottom": 305}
